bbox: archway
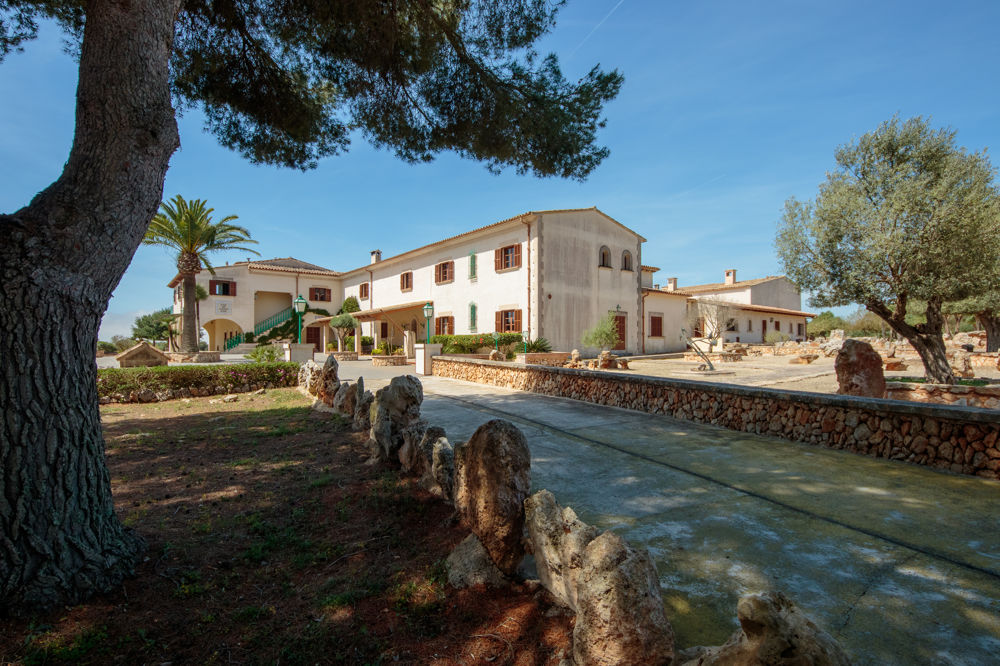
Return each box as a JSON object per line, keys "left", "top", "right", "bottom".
{"left": 201, "top": 317, "right": 244, "bottom": 351}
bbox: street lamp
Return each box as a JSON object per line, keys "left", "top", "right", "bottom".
{"left": 522, "top": 329, "right": 529, "bottom": 353}
{"left": 293, "top": 294, "right": 307, "bottom": 344}
{"left": 491, "top": 331, "right": 500, "bottom": 350}
{"left": 422, "top": 302, "right": 434, "bottom": 344}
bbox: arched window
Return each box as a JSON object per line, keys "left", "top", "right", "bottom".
{"left": 621, "top": 250, "right": 633, "bottom": 271}
{"left": 599, "top": 246, "right": 611, "bottom": 268}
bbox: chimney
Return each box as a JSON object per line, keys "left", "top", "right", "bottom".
{"left": 666, "top": 277, "right": 678, "bottom": 292}
{"left": 370, "top": 249, "right": 382, "bottom": 264}
{"left": 725, "top": 269, "right": 737, "bottom": 285}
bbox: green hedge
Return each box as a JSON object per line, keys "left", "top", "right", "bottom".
{"left": 97, "top": 362, "right": 299, "bottom": 397}
{"left": 431, "top": 333, "right": 523, "bottom": 353}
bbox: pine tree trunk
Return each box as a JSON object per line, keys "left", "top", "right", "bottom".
{"left": 0, "top": 0, "right": 180, "bottom": 614}
{"left": 181, "top": 273, "right": 199, "bottom": 352}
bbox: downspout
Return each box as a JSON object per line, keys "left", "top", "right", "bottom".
{"left": 366, "top": 268, "right": 374, "bottom": 341}
{"left": 521, "top": 216, "right": 534, "bottom": 340}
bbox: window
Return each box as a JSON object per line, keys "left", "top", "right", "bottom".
{"left": 380, "top": 322, "right": 388, "bottom": 339}
{"left": 598, "top": 246, "right": 611, "bottom": 268}
{"left": 649, "top": 314, "right": 663, "bottom": 338}
{"left": 747, "top": 320, "right": 752, "bottom": 332}
{"left": 400, "top": 272, "right": 413, "bottom": 292}
{"left": 494, "top": 244, "right": 522, "bottom": 271}
{"left": 726, "top": 318, "right": 738, "bottom": 332}
{"left": 359, "top": 283, "right": 369, "bottom": 299}
{"left": 621, "top": 250, "right": 633, "bottom": 271}
{"left": 469, "top": 303, "right": 477, "bottom": 331}
{"left": 309, "top": 287, "right": 331, "bottom": 302}
{"left": 435, "top": 316, "right": 455, "bottom": 336}
{"left": 469, "top": 252, "right": 477, "bottom": 280}
{"left": 495, "top": 309, "right": 522, "bottom": 333}
{"left": 435, "top": 261, "right": 454, "bottom": 284}
{"left": 798, "top": 323, "right": 804, "bottom": 337}
{"left": 208, "top": 280, "right": 236, "bottom": 296}
{"left": 789, "top": 322, "right": 793, "bottom": 334}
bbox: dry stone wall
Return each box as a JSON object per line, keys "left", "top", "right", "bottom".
{"left": 432, "top": 357, "right": 1000, "bottom": 480}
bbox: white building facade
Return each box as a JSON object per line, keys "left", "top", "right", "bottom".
{"left": 172, "top": 208, "right": 812, "bottom": 354}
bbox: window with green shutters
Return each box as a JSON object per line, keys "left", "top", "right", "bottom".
{"left": 469, "top": 252, "right": 477, "bottom": 281}
{"left": 469, "top": 303, "right": 477, "bottom": 331}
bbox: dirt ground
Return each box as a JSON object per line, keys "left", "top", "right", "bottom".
{"left": 0, "top": 389, "right": 572, "bottom": 665}
{"left": 617, "top": 353, "right": 1000, "bottom": 394}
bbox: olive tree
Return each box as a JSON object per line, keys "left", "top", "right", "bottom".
{"left": 0, "top": 0, "right": 623, "bottom": 613}
{"left": 329, "top": 314, "right": 359, "bottom": 352}
{"left": 775, "top": 116, "right": 1000, "bottom": 384}
{"left": 945, "top": 293, "right": 1000, "bottom": 351}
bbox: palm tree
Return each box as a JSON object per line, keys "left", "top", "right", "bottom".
{"left": 143, "top": 196, "right": 259, "bottom": 352}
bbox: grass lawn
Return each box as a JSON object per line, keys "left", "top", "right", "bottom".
{"left": 1, "top": 388, "right": 571, "bottom": 665}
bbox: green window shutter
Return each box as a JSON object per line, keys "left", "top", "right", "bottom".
{"left": 469, "top": 303, "right": 477, "bottom": 330}
{"left": 469, "top": 252, "right": 477, "bottom": 280}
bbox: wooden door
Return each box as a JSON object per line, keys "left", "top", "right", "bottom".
{"left": 761, "top": 320, "right": 767, "bottom": 339}
{"left": 614, "top": 314, "right": 627, "bottom": 351}
{"left": 305, "top": 326, "right": 321, "bottom": 352}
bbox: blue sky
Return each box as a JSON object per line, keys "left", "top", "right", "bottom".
{"left": 2, "top": 0, "right": 998, "bottom": 339}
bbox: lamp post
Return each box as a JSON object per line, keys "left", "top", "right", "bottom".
{"left": 293, "top": 294, "right": 307, "bottom": 344}
{"left": 423, "top": 302, "right": 434, "bottom": 344}
{"left": 491, "top": 331, "right": 500, "bottom": 350}
{"left": 523, "top": 330, "right": 529, "bottom": 353}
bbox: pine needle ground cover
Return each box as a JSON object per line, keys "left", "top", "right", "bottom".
{"left": 1, "top": 389, "right": 571, "bottom": 664}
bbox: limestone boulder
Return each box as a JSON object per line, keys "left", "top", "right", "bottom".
{"left": 431, "top": 437, "right": 456, "bottom": 501}
{"left": 835, "top": 340, "right": 886, "bottom": 398}
{"left": 573, "top": 531, "right": 674, "bottom": 666}
{"left": 297, "top": 360, "right": 323, "bottom": 396}
{"left": 679, "top": 591, "right": 850, "bottom": 666}
{"left": 454, "top": 419, "right": 531, "bottom": 575}
{"left": 331, "top": 381, "right": 357, "bottom": 417}
{"left": 316, "top": 355, "right": 340, "bottom": 405}
{"left": 367, "top": 375, "right": 424, "bottom": 462}
{"left": 951, "top": 351, "right": 975, "bottom": 379}
{"left": 489, "top": 349, "right": 502, "bottom": 361}
{"left": 353, "top": 378, "right": 374, "bottom": 431}
{"left": 524, "top": 490, "right": 598, "bottom": 612}
{"left": 884, "top": 359, "right": 908, "bottom": 372}
{"left": 445, "top": 534, "right": 506, "bottom": 589}
{"left": 789, "top": 354, "right": 818, "bottom": 365}
{"left": 571, "top": 349, "right": 581, "bottom": 362}
{"left": 397, "top": 419, "right": 429, "bottom": 472}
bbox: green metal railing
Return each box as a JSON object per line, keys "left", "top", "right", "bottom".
{"left": 254, "top": 306, "right": 293, "bottom": 336}
{"left": 224, "top": 332, "right": 244, "bottom": 351}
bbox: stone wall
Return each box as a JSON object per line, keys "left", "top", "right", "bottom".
{"left": 886, "top": 382, "right": 1000, "bottom": 410}
{"left": 514, "top": 352, "right": 571, "bottom": 366}
{"left": 432, "top": 357, "right": 1000, "bottom": 480}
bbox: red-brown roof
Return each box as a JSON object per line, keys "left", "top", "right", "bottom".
{"left": 672, "top": 275, "right": 785, "bottom": 295}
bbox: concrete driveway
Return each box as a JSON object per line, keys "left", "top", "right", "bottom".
{"left": 336, "top": 363, "right": 1000, "bottom": 664}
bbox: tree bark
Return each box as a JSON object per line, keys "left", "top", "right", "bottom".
{"left": 978, "top": 313, "right": 1000, "bottom": 353}
{"left": 181, "top": 272, "right": 199, "bottom": 352}
{"left": 868, "top": 298, "right": 955, "bottom": 384}
{"left": 0, "top": 0, "right": 180, "bottom": 614}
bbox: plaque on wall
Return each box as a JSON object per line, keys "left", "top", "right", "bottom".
{"left": 215, "top": 301, "right": 232, "bottom": 315}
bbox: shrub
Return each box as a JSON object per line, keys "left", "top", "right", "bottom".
{"left": 97, "top": 362, "right": 299, "bottom": 398}
{"left": 344, "top": 335, "right": 374, "bottom": 350}
{"left": 243, "top": 332, "right": 255, "bottom": 343}
{"left": 764, "top": 331, "right": 790, "bottom": 344}
{"left": 373, "top": 341, "right": 403, "bottom": 356}
{"left": 430, "top": 333, "right": 523, "bottom": 353}
{"left": 245, "top": 345, "right": 281, "bottom": 363}
{"left": 111, "top": 335, "right": 137, "bottom": 352}
{"left": 582, "top": 313, "right": 620, "bottom": 350}
{"left": 524, "top": 337, "right": 552, "bottom": 353}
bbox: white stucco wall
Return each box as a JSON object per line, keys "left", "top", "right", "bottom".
{"left": 537, "top": 210, "right": 643, "bottom": 354}
{"left": 749, "top": 278, "right": 802, "bottom": 310}
{"left": 642, "top": 291, "right": 688, "bottom": 353}
{"left": 338, "top": 220, "right": 536, "bottom": 345}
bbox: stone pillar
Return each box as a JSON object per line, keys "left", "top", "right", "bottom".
{"left": 416, "top": 343, "right": 442, "bottom": 376}
{"left": 354, "top": 325, "right": 362, "bottom": 353}
{"left": 283, "top": 342, "right": 314, "bottom": 363}
{"left": 404, "top": 330, "right": 415, "bottom": 359}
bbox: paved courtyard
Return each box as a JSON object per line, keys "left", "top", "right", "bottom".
{"left": 333, "top": 361, "right": 1000, "bottom": 665}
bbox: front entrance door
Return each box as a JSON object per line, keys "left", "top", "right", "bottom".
{"left": 614, "top": 314, "right": 627, "bottom": 351}
{"left": 305, "top": 326, "right": 321, "bottom": 352}
{"left": 762, "top": 320, "right": 767, "bottom": 339}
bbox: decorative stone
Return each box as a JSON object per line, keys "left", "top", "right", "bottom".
{"left": 489, "top": 349, "right": 502, "bottom": 361}
{"left": 297, "top": 359, "right": 322, "bottom": 395}
{"left": 571, "top": 349, "right": 581, "bottom": 362}
{"left": 445, "top": 534, "right": 506, "bottom": 589}
{"left": 835, "top": 340, "right": 886, "bottom": 398}
{"left": 367, "top": 375, "right": 424, "bottom": 462}
{"left": 524, "top": 490, "right": 599, "bottom": 612}
{"left": 679, "top": 591, "right": 850, "bottom": 666}
{"left": 574, "top": 531, "right": 674, "bottom": 666}
{"left": 431, "top": 437, "right": 456, "bottom": 501}
{"left": 115, "top": 341, "right": 169, "bottom": 368}
{"left": 353, "top": 378, "right": 373, "bottom": 431}
{"left": 789, "top": 354, "right": 818, "bottom": 365}
{"left": 884, "top": 359, "right": 908, "bottom": 372}
{"left": 951, "top": 351, "right": 975, "bottom": 379}
{"left": 317, "top": 355, "right": 340, "bottom": 405}
{"left": 454, "top": 419, "right": 531, "bottom": 575}
{"left": 331, "top": 381, "right": 356, "bottom": 417}
{"left": 222, "top": 394, "right": 238, "bottom": 403}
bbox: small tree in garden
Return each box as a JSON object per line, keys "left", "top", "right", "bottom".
{"left": 582, "top": 312, "right": 621, "bottom": 351}
{"left": 686, "top": 298, "right": 740, "bottom": 348}
{"left": 329, "top": 314, "right": 359, "bottom": 351}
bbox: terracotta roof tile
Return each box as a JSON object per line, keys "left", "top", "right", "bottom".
{"left": 673, "top": 275, "right": 785, "bottom": 295}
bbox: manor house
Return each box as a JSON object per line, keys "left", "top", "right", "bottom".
{"left": 169, "top": 208, "right": 814, "bottom": 354}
